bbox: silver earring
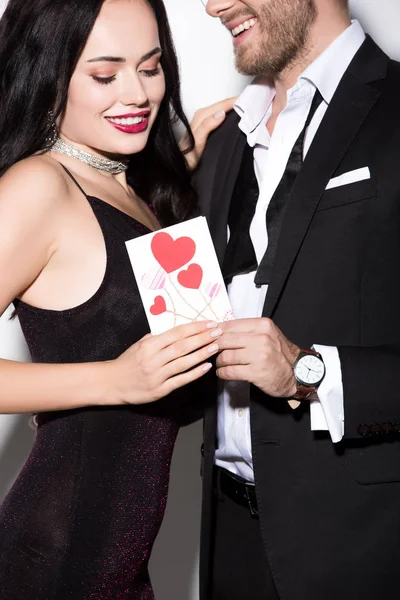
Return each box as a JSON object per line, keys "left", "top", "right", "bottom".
{"left": 45, "top": 109, "right": 58, "bottom": 148}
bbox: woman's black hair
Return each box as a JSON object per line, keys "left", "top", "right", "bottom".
{"left": 0, "top": 0, "right": 197, "bottom": 225}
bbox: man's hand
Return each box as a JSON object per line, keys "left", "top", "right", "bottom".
{"left": 216, "top": 318, "right": 299, "bottom": 398}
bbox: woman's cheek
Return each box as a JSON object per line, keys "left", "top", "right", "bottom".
{"left": 68, "top": 80, "right": 111, "bottom": 115}
{"left": 151, "top": 73, "right": 166, "bottom": 105}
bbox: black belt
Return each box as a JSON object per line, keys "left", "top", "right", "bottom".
{"left": 214, "top": 466, "right": 259, "bottom": 518}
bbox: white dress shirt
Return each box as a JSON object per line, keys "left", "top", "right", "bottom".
{"left": 215, "top": 21, "right": 366, "bottom": 482}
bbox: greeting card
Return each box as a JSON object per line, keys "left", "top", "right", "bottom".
{"left": 126, "top": 216, "right": 234, "bottom": 334}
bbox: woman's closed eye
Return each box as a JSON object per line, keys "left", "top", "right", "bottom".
{"left": 92, "top": 74, "right": 116, "bottom": 85}
{"left": 140, "top": 63, "right": 162, "bottom": 78}
{"left": 92, "top": 66, "right": 161, "bottom": 84}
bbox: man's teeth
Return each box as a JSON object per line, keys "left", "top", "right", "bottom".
{"left": 232, "top": 18, "right": 256, "bottom": 38}
{"left": 107, "top": 116, "right": 145, "bottom": 125}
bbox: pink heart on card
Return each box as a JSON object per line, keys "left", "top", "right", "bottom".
{"left": 150, "top": 296, "right": 167, "bottom": 315}
{"left": 178, "top": 264, "right": 203, "bottom": 289}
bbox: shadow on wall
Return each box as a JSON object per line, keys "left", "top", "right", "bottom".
{"left": 150, "top": 421, "right": 203, "bottom": 600}
{"left": 350, "top": 0, "right": 400, "bottom": 61}
{"left": 0, "top": 308, "right": 34, "bottom": 501}
{"left": 0, "top": 415, "right": 34, "bottom": 500}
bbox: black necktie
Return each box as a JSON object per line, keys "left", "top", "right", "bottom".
{"left": 254, "top": 90, "right": 323, "bottom": 286}
{"left": 222, "top": 90, "right": 323, "bottom": 286}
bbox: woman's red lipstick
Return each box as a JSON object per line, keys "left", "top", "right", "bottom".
{"left": 105, "top": 111, "right": 150, "bottom": 134}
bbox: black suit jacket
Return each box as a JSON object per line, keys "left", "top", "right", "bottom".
{"left": 194, "top": 37, "right": 400, "bottom": 600}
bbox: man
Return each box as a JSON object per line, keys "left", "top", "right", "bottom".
{"left": 194, "top": 1, "right": 400, "bottom": 599}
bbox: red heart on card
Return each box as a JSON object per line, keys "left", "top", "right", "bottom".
{"left": 150, "top": 295, "right": 167, "bottom": 315}
{"left": 177, "top": 264, "right": 203, "bottom": 289}
{"left": 151, "top": 232, "right": 196, "bottom": 273}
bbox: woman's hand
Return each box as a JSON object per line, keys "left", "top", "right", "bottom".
{"left": 109, "top": 320, "right": 221, "bottom": 405}
{"left": 180, "top": 97, "right": 237, "bottom": 171}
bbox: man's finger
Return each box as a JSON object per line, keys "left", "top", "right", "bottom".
{"left": 216, "top": 364, "right": 249, "bottom": 381}
{"left": 220, "top": 318, "right": 274, "bottom": 335}
{"left": 217, "top": 332, "right": 256, "bottom": 351}
{"left": 216, "top": 349, "right": 250, "bottom": 368}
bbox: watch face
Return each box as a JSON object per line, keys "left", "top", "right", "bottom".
{"left": 295, "top": 354, "right": 325, "bottom": 385}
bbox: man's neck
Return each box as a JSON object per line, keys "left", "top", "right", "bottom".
{"left": 267, "top": 13, "right": 352, "bottom": 135}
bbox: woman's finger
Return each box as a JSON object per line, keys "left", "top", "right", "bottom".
{"left": 190, "top": 97, "right": 237, "bottom": 131}
{"left": 180, "top": 97, "right": 238, "bottom": 169}
{"left": 163, "top": 339, "right": 220, "bottom": 379}
{"left": 146, "top": 320, "right": 219, "bottom": 352}
{"left": 163, "top": 361, "right": 213, "bottom": 395}
{"left": 161, "top": 326, "right": 222, "bottom": 365}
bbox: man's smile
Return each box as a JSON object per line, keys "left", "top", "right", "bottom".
{"left": 230, "top": 18, "right": 257, "bottom": 38}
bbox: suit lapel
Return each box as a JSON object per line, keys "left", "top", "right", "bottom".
{"left": 207, "top": 116, "right": 247, "bottom": 263}
{"left": 264, "top": 37, "right": 388, "bottom": 317}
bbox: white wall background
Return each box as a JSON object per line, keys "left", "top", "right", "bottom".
{"left": 0, "top": 0, "right": 399, "bottom": 599}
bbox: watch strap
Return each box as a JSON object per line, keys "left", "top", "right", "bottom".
{"left": 291, "top": 348, "right": 324, "bottom": 403}
{"left": 292, "top": 383, "right": 318, "bottom": 401}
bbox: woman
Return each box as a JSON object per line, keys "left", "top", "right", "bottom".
{"left": 0, "top": 0, "right": 231, "bottom": 597}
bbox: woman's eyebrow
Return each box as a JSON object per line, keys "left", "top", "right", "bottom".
{"left": 138, "top": 47, "right": 162, "bottom": 65}
{"left": 87, "top": 47, "right": 162, "bottom": 65}
{"left": 87, "top": 56, "right": 126, "bottom": 63}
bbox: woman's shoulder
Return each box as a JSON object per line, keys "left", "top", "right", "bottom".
{"left": 0, "top": 155, "right": 69, "bottom": 308}
{"left": 0, "top": 154, "right": 68, "bottom": 205}
{"left": 0, "top": 155, "right": 72, "bottom": 240}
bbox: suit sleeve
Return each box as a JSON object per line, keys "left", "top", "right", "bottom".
{"left": 339, "top": 345, "right": 400, "bottom": 439}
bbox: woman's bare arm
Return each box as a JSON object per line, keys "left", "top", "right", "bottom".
{"left": 0, "top": 158, "right": 116, "bottom": 413}
{"left": 0, "top": 158, "right": 221, "bottom": 414}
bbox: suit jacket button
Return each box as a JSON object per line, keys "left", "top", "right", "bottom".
{"left": 358, "top": 424, "right": 371, "bottom": 437}
{"left": 382, "top": 422, "right": 394, "bottom": 434}
{"left": 201, "top": 443, "right": 205, "bottom": 457}
{"left": 370, "top": 423, "right": 382, "bottom": 435}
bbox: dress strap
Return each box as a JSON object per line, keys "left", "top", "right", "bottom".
{"left": 59, "top": 163, "right": 88, "bottom": 197}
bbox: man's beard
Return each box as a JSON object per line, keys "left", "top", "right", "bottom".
{"left": 235, "top": 0, "right": 317, "bottom": 78}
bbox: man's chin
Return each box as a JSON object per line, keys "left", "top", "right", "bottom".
{"left": 235, "top": 56, "right": 264, "bottom": 78}
{"left": 235, "top": 46, "right": 294, "bottom": 80}
{"left": 235, "top": 52, "right": 256, "bottom": 77}
{"left": 234, "top": 44, "right": 268, "bottom": 77}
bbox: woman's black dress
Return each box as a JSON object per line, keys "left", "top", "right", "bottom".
{"left": 0, "top": 170, "right": 181, "bottom": 599}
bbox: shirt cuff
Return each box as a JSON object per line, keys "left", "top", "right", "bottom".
{"left": 310, "top": 345, "right": 344, "bottom": 443}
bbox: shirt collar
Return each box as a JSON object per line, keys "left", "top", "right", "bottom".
{"left": 234, "top": 20, "right": 366, "bottom": 136}
{"left": 234, "top": 77, "right": 275, "bottom": 136}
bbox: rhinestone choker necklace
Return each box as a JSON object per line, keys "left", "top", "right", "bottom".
{"left": 51, "top": 137, "right": 129, "bottom": 174}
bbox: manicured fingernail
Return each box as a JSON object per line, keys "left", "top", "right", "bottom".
{"left": 214, "top": 110, "right": 226, "bottom": 120}
{"left": 202, "top": 363, "right": 212, "bottom": 372}
{"left": 207, "top": 343, "right": 219, "bottom": 354}
{"left": 206, "top": 321, "right": 218, "bottom": 329}
{"left": 210, "top": 328, "right": 222, "bottom": 338}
